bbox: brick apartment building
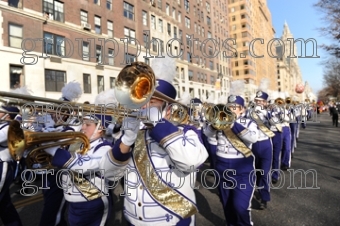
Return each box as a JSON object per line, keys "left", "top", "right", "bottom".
{"left": 0, "top": 0, "right": 232, "bottom": 103}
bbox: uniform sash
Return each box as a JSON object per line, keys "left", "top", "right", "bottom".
{"left": 250, "top": 110, "right": 275, "bottom": 138}
{"left": 222, "top": 127, "right": 252, "bottom": 158}
{"left": 132, "top": 130, "right": 198, "bottom": 219}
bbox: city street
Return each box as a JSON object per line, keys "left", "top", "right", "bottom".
{"left": 2, "top": 112, "right": 340, "bottom": 226}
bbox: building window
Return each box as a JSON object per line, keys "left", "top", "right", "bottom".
{"left": 123, "top": 2, "right": 134, "bottom": 20}
{"left": 124, "top": 27, "right": 136, "bottom": 45}
{"left": 206, "top": 2, "right": 210, "bottom": 12}
{"left": 166, "top": 3, "right": 170, "bottom": 15}
{"left": 158, "top": 19, "right": 163, "bottom": 33}
{"left": 184, "top": 0, "right": 189, "bottom": 12}
{"left": 45, "top": 69, "right": 66, "bottom": 92}
{"left": 143, "top": 32, "right": 149, "bottom": 47}
{"left": 188, "top": 70, "right": 193, "bottom": 81}
{"left": 187, "top": 52, "right": 192, "bottom": 63}
{"left": 158, "top": 0, "right": 162, "bottom": 9}
{"left": 207, "top": 16, "right": 211, "bottom": 26}
{"left": 151, "top": 15, "right": 156, "bottom": 30}
{"left": 107, "top": 21, "right": 113, "bottom": 38}
{"left": 8, "top": 23, "right": 22, "bottom": 49}
{"left": 144, "top": 57, "right": 150, "bottom": 65}
{"left": 142, "top": 11, "right": 148, "bottom": 26}
{"left": 83, "top": 74, "right": 91, "bottom": 93}
{"left": 110, "top": 77, "right": 116, "bottom": 88}
{"left": 125, "top": 53, "right": 136, "bottom": 64}
{"left": 172, "top": 7, "right": 176, "bottom": 19}
{"left": 167, "top": 23, "right": 171, "bottom": 36}
{"left": 43, "top": 0, "right": 64, "bottom": 22}
{"left": 210, "top": 75, "right": 215, "bottom": 85}
{"left": 179, "top": 29, "right": 182, "bottom": 41}
{"left": 96, "top": 45, "right": 102, "bottom": 64}
{"left": 80, "top": 10, "right": 88, "bottom": 23}
{"left": 185, "top": 17, "right": 190, "bottom": 29}
{"left": 82, "top": 41, "right": 89, "bottom": 61}
{"left": 106, "top": 0, "right": 112, "bottom": 10}
{"left": 94, "top": 16, "right": 101, "bottom": 34}
{"left": 209, "top": 61, "right": 213, "bottom": 70}
{"left": 8, "top": 0, "right": 20, "bottom": 8}
{"left": 97, "top": 75, "right": 104, "bottom": 94}
{"left": 178, "top": 11, "right": 181, "bottom": 22}
{"left": 9, "top": 65, "right": 23, "bottom": 89}
{"left": 173, "top": 26, "right": 177, "bottom": 38}
{"left": 108, "top": 48, "right": 114, "bottom": 65}
{"left": 94, "top": 0, "right": 100, "bottom": 5}
{"left": 44, "top": 32, "right": 65, "bottom": 56}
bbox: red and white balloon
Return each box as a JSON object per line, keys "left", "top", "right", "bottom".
{"left": 295, "top": 84, "right": 304, "bottom": 93}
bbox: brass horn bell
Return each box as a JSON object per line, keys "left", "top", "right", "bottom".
{"left": 7, "top": 120, "right": 90, "bottom": 167}
{"left": 203, "top": 104, "right": 236, "bottom": 130}
{"left": 275, "top": 97, "right": 284, "bottom": 105}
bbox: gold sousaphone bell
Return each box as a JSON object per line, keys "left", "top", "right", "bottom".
{"left": 7, "top": 120, "right": 90, "bottom": 167}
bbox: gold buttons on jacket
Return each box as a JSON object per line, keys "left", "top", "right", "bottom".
{"left": 138, "top": 202, "right": 141, "bottom": 207}
{"left": 139, "top": 217, "right": 143, "bottom": 220}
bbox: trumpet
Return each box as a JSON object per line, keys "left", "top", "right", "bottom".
{"left": 7, "top": 120, "right": 90, "bottom": 165}
{"left": 285, "top": 97, "right": 291, "bottom": 104}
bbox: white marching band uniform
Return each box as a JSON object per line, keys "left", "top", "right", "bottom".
{"left": 100, "top": 61, "right": 209, "bottom": 226}
{"left": 101, "top": 113, "right": 208, "bottom": 226}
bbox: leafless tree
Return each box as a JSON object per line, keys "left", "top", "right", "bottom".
{"left": 314, "top": 0, "right": 340, "bottom": 57}
{"left": 319, "top": 58, "right": 340, "bottom": 100}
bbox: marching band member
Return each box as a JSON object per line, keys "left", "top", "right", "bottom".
{"left": 38, "top": 81, "right": 82, "bottom": 226}
{"left": 268, "top": 97, "right": 284, "bottom": 184}
{"left": 0, "top": 105, "right": 23, "bottom": 226}
{"left": 250, "top": 90, "right": 274, "bottom": 210}
{"left": 42, "top": 112, "right": 113, "bottom": 226}
{"left": 203, "top": 95, "right": 258, "bottom": 226}
{"left": 288, "top": 100, "right": 298, "bottom": 156}
{"left": 279, "top": 99, "right": 292, "bottom": 171}
{"left": 101, "top": 61, "right": 209, "bottom": 226}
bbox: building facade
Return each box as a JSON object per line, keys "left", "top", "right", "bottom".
{"left": 276, "top": 22, "right": 313, "bottom": 102}
{"left": 0, "top": 0, "right": 231, "bottom": 104}
{"left": 227, "top": 0, "right": 276, "bottom": 103}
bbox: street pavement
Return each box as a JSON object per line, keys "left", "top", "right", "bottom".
{"left": 1, "top": 112, "right": 340, "bottom": 226}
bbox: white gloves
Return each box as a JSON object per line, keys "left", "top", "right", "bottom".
{"left": 141, "top": 107, "right": 163, "bottom": 123}
{"left": 42, "top": 127, "right": 57, "bottom": 133}
{"left": 121, "top": 116, "right": 141, "bottom": 146}
{"left": 203, "top": 124, "right": 217, "bottom": 138}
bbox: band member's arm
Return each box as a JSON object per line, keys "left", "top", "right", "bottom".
{"left": 99, "top": 118, "right": 139, "bottom": 181}
{"left": 231, "top": 120, "right": 258, "bottom": 144}
{"left": 0, "top": 125, "right": 9, "bottom": 143}
{"left": 149, "top": 119, "right": 209, "bottom": 172}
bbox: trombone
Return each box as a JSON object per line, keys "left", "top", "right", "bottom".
{"left": 113, "top": 61, "right": 190, "bottom": 125}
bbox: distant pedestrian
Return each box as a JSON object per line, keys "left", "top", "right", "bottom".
{"left": 329, "top": 105, "right": 338, "bottom": 127}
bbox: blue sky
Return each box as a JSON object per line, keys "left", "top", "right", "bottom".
{"left": 267, "top": 0, "right": 330, "bottom": 94}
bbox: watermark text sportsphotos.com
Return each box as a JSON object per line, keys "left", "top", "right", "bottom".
{"left": 18, "top": 166, "right": 320, "bottom": 196}
{"left": 19, "top": 101, "right": 319, "bottom": 130}
{"left": 20, "top": 33, "right": 320, "bottom": 65}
